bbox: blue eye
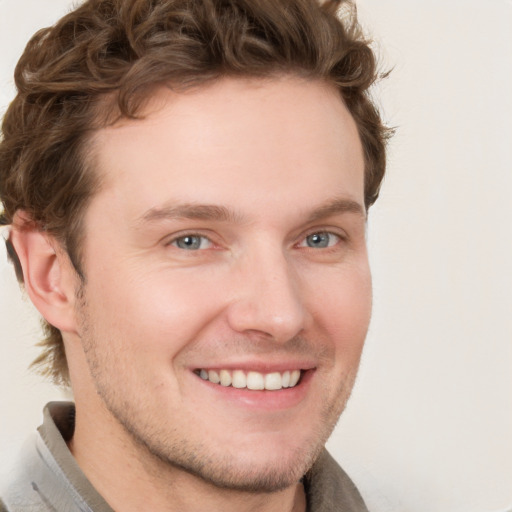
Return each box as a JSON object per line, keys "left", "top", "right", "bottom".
{"left": 303, "top": 232, "right": 339, "bottom": 248}
{"left": 172, "top": 235, "right": 211, "bottom": 250}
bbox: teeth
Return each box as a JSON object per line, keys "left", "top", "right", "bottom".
{"left": 264, "top": 372, "right": 282, "bottom": 391}
{"left": 208, "top": 370, "right": 220, "bottom": 384}
{"left": 220, "top": 369, "right": 232, "bottom": 387}
{"left": 232, "top": 370, "right": 246, "bottom": 389}
{"left": 197, "top": 369, "right": 303, "bottom": 391}
{"left": 247, "top": 371, "right": 264, "bottom": 390}
{"left": 289, "top": 370, "right": 301, "bottom": 387}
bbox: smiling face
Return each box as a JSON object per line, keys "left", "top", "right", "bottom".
{"left": 68, "top": 76, "right": 372, "bottom": 493}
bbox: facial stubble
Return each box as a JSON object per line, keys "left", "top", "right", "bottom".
{"left": 74, "top": 285, "right": 361, "bottom": 494}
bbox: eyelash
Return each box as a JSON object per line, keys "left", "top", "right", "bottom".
{"left": 166, "top": 229, "right": 347, "bottom": 252}
{"left": 297, "top": 231, "right": 343, "bottom": 249}
{"left": 168, "top": 233, "right": 214, "bottom": 251}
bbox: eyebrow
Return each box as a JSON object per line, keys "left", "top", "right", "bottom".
{"left": 305, "top": 198, "right": 366, "bottom": 223}
{"left": 136, "top": 197, "right": 365, "bottom": 226}
{"left": 137, "top": 203, "right": 247, "bottom": 225}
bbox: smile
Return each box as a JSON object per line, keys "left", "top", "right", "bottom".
{"left": 195, "top": 369, "right": 302, "bottom": 391}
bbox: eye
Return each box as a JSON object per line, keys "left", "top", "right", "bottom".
{"left": 301, "top": 231, "right": 341, "bottom": 249}
{"left": 171, "top": 235, "right": 213, "bottom": 250}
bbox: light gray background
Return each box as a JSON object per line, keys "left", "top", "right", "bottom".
{"left": 1, "top": 1, "right": 511, "bottom": 511}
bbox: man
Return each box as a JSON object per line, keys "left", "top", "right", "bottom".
{"left": 0, "top": 0, "right": 390, "bottom": 510}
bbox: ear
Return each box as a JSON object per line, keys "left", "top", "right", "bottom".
{"left": 10, "top": 212, "right": 79, "bottom": 334}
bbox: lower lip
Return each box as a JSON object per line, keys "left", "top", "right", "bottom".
{"left": 194, "top": 370, "right": 315, "bottom": 411}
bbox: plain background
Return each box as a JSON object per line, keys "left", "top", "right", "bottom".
{"left": 0, "top": 1, "right": 511, "bottom": 511}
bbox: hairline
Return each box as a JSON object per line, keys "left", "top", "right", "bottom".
{"left": 69, "top": 73, "right": 365, "bottom": 277}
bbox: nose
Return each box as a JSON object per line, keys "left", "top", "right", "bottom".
{"left": 225, "top": 248, "right": 307, "bottom": 343}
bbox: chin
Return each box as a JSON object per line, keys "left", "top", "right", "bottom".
{"left": 170, "top": 444, "right": 319, "bottom": 493}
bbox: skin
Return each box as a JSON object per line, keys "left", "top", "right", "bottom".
{"left": 13, "top": 76, "right": 372, "bottom": 512}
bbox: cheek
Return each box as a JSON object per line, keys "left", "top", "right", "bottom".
{"left": 84, "top": 266, "right": 227, "bottom": 354}
{"left": 308, "top": 262, "right": 372, "bottom": 355}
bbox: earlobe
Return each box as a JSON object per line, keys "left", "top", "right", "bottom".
{"left": 10, "top": 213, "right": 79, "bottom": 334}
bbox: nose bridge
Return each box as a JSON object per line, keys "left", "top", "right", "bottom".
{"left": 227, "top": 241, "right": 306, "bottom": 342}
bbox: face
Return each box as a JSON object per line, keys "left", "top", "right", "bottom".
{"left": 72, "top": 77, "right": 371, "bottom": 492}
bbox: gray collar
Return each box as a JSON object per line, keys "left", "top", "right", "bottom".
{"left": 1, "top": 402, "right": 368, "bottom": 511}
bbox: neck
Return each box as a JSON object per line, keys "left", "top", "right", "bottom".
{"left": 69, "top": 402, "right": 306, "bottom": 512}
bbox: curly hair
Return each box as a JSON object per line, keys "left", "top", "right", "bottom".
{"left": 0, "top": 0, "right": 391, "bottom": 385}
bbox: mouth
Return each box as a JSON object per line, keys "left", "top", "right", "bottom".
{"left": 194, "top": 368, "right": 303, "bottom": 391}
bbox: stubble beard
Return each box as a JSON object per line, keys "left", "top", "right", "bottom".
{"left": 75, "top": 290, "right": 360, "bottom": 494}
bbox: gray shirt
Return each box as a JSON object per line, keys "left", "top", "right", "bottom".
{"left": 0, "top": 402, "right": 368, "bottom": 511}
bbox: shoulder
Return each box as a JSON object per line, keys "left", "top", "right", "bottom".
{"left": 0, "top": 498, "right": 7, "bottom": 512}
{"left": 305, "top": 450, "right": 369, "bottom": 512}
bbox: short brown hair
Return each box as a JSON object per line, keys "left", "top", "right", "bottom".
{"left": 0, "top": 0, "right": 391, "bottom": 385}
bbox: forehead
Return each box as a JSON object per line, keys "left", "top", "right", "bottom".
{"left": 87, "top": 76, "right": 364, "bottom": 223}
